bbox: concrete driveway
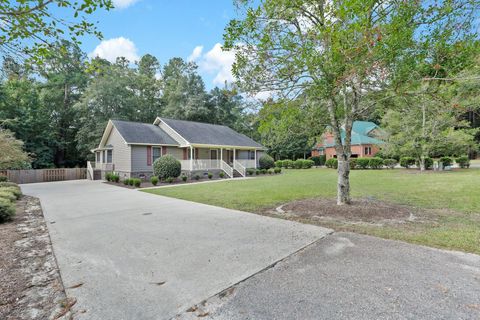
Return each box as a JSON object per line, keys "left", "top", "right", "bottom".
{"left": 21, "top": 180, "right": 330, "bottom": 320}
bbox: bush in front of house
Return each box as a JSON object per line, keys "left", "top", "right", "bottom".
{"left": 0, "top": 190, "right": 16, "bottom": 202}
{"left": 219, "top": 172, "right": 225, "bottom": 178}
{"left": 194, "top": 174, "right": 201, "bottom": 180}
{"left": 3, "top": 186, "right": 22, "bottom": 199}
{"left": 150, "top": 176, "right": 159, "bottom": 186}
{"left": 166, "top": 177, "right": 175, "bottom": 183}
{"left": 153, "top": 154, "right": 181, "bottom": 180}
{"left": 267, "top": 168, "right": 274, "bottom": 174}
{"left": 302, "top": 159, "right": 315, "bottom": 169}
{"left": 132, "top": 178, "right": 142, "bottom": 187}
{"left": 415, "top": 157, "right": 433, "bottom": 170}
{"left": 208, "top": 172, "right": 213, "bottom": 179}
{"left": 383, "top": 159, "right": 397, "bottom": 169}
{"left": 456, "top": 155, "right": 470, "bottom": 168}
{"left": 105, "top": 172, "right": 112, "bottom": 181}
{"left": 325, "top": 158, "right": 338, "bottom": 169}
{"left": 123, "top": 178, "right": 130, "bottom": 185}
{"left": 247, "top": 168, "right": 255, "bottom": 175}
{"left": 400, "top": 156, "right": 415, "bottom": 168}
{"left": 0, "top": 197, "right": 15, "bottom": 223}
{"left": 255, "top": 169, "right": 260, "bottom": 175}
{"left": 274, "top": 167, "right": 281, "bottom": 174}
{"left": 259, "top": 154, "right": 275, "bottom": 169}
{"left": 368, "top": 157, "right": 384, "bottom": 169}
{"left": 275, "top": 160, "right": 283, "bottom": 168}
{"left": 356, "top": 158, "right": 370, "bottom": 169}
{"left": 260, "top": 168, "right": 267, "bottom": 174}
{"left": 0, "top": 182, "right": 18, "bottom": 188}
{"left": 310, "top": 155, "right": 326, "bottom": 166}
{"left": 128, "top": 178, "right": 135, "bottom": 186}
{"left": 293, "top": 159, "right": 303, "bottom": 169}
{"left": 440, "top": 156, "right": 453, "bottom": 167}
{"left": 182, "top": 174, "right": 188, "bottom": 182}
{"left": 0, "top": 175, "right": 8, "bottom": 182}
{"left": 111, "top": 174, "right": 120, "bottom": 183}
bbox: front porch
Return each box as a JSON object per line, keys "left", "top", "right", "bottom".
{"left": 179, "top": 147, "right": 259, "bottom": 178}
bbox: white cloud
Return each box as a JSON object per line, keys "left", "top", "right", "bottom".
{"left": 187, "top": 46, "right": 203, "bottom": 62}
{"left": 90, "top": 37, "right": 140, "bottom": 63}
{"left": 112, "top": 0, "right": 139, "bottom": 9}
{"left": 188, "top": 43, "right": 236, "bottom": 86}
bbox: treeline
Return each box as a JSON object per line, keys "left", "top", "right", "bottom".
{"left": 0, "top": 41, "right": 257, "bottom": 169}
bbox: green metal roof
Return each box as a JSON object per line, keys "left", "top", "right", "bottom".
{"left": 323, "top": 121, "right": 383, "bottom": 147}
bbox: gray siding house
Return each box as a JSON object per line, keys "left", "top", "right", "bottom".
{"left": 88, "top": 117, "right": 265, "bottom": 180}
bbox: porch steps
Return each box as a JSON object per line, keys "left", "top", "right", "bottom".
{"left": 232, "top": 169, "right": 243, "bottom": 178}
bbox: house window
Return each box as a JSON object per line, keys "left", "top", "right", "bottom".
{"left": 364, "top": 147, "right": 372, "bottom": 155}
{"left": 107, "top": 150, "right": 112, "bottom": 163}
{"left": 96, "top": 152, "right": 100, "bottom": 163}
{"left": 249, "top": 150, "right": 255, "bottom": 160}
{"left": 102, "top": 150, "right": 106, "bottom": 163}
{"left": 152, "top": 147, "right": 162, "bottom": 163}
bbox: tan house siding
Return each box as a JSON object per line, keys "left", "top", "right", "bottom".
{"left": 106, "top": 126, "right": 131, "bottom": 172}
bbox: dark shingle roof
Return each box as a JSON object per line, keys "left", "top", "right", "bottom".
{"left": 111, "top": 120, "right": 178, "bottom": 145}
{"left": 160, "top": 118, "right": 263, "bottom": 148}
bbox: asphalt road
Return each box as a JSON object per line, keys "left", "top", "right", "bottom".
{"left": 178, "top": 232, "right": 480, "bottom": 320}
{"left": 21, "top": 180, "right": 331, "bottom": 320}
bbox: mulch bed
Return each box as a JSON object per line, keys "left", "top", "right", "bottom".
{"left": 269, "top": 198, "right": 419, "bottom": 226}
{"left": 104, "top": 177, "right": 229, "bottom": 189}
{"left": 0, "top": 196, "right": 72, "bottom": 320}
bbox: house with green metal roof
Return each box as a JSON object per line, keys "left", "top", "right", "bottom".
{"left": 312, "top": 121, "right": 383, "bottom": 159}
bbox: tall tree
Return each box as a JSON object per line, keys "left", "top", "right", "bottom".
{"left": 224, "top": 0, "right": 479, "bottom": 205}
{"left": 0, "top": 129, "right": 30, "bottom": 169}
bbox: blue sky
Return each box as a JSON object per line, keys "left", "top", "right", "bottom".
{"left": 82, "top": 0, "right": 238, "bottom": 89}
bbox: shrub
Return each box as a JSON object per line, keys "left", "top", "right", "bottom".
{"left": 259, "top": 154, "right": 275, "bottom": 169}
{"left": 400, "top": 156, "right": 415, "bottom": 168}
{"left": 133, "top": 178, "right": 141, "bottom": 188}
{"left": 0, "top": 198, "right": 15, "bottom": 223}
{"left": 150, "top": 176, "right": 159, "bottom": 186}
{"left": 283, "top": 160, "right": 294, "bottom": 168}
{"left": 325, "top": 158, "right": 338, "bottom": 169}
{"left": 274, "top": 160, "right": 283, "bottom": 168}
{"left": 194, "top": 174, "right": 201, "bottom": 180}
{"left": 182, "top": 174, "right": 188, "bottom": 182}
{"left": 302, "top": 159, "right": 314, "bottom": 169}
{"left": 349, "top": 158, "right": 357, "bottom": 169}
{"left": 255, "top": 170, "right": 260, "bottom": 175}
{"left": 440, "top": 156, "right": 453, "bottom": 167}
{"left": 368, "top": 157, "right": 384, "bottom": 169}
{"left": 293, "top": 159, "right": 303, "bottom": 169}
{"left": 105, "top": 172, "right": 112, "bottom": 181}
{"left": 356, "top": 158, "right": 370, "bottom": 169}
{"left": 0, "top": 190, "right": 16, "bottom": 202}
{"left": 261, "top": 168, "right": 267, "bottom": 174}
{"left": 0, "top": 175, "right": 8, "bottom": 182}
{"left": 309, "top": 156, "right": 323, "bottom": 166}
{"left": 267, "top": 168, "right": 274, "bottom": 174}
{"left": 123, "top": 178, "right": 130, "bottom": 185}
{"left": 219, "top": 172, "right": 225, "bottom": 178}
{"left": 0, "top": 182, "right": 18, "bottom": 188}
{"left": 383, "top": 159, "right": 397, "bottom": 169}
{"left": 111, "top": 174, "right": 120, "bottom": 183}
{"left": 274, "top": 167, "right": 281, "bottom": 174}
{"left": 153, "top": 155, "right": 181, "bottom": 180}
{"left": 128, "top": 178, "right": 134, "bottom": 186}
{"left": 3, "top": 186, "right": 21, "bottom": 199}
{"left": 416, "top": 157, "right": 433, "bottom": 170}
{"left": 247, "top": 168, "right": 255, "bottom": 176}
{"left": 208, "top": 172, "right": 213, "bottom": 179}
{"left": 166, "top": 177, "right": 175, "bottom": 183}
{"left": 456, "top": 155, "right": 470, "bottom": 168}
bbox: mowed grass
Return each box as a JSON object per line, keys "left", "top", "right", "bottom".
{"left": 143, "top": 169, "right": 480, "bottom": 254}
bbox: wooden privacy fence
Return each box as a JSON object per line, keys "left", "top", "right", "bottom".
{"left": 0, "top": 168, "right": 87, "bottom": 184}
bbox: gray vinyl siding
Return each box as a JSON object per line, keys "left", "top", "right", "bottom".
{"left": 106, "top": 126, "right": 131, "bottom": 172}
{"left": 131, "top": 145, "right": 152, "bottom": 172}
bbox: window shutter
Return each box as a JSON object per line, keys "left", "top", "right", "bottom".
{"left": 183, "top": 148, "right": 187, "bottom": 160}
{"left": 162, "top": 146, "right": 167, "bottom": 155}
{"left": 147, "top": 146, "right": 152, "bottom": 166}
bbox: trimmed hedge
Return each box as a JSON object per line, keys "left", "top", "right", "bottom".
{"left": 383, "top": 159, "right": 397, "bottom": 169}
{"left": 150, "top": 176, "right": 159, "bottom": 186}
{"left": 309, "top": 155, "right": 326, "bottom": 166}
{"left": 274, "top": 167, "right": 282, "bottom": 174}
{"left": 0, "top": 198, "right": 15, "bottom": 223}
{"left": 440, "top": 156, "right": 453, "bottom": 167}
{"left": 456, "top": 155, "right": 470, "bottom": 168}
{"left": 356, "top": 158, "right": 370, "bottom": 169}
{"left": 368, "top": 157, "right": 384, "bottom": 169}
{"left": 416, "top": 157, "right": 433, "bottom": 170}
{"left": 153, "top": 154, "right": 181, "bottom": 180}
{"left": 0, "top": 181, "right": 20, "bottom": 223}
{"left": 400, "top": 157, "right": 415, "bottom": 168}
{"left": 349, "top": 158, "right": 357, "bottom": 169}
{"left": 0, "top": 175, "right": 8, "bottom": 182}
{"left": 0, "top": 190, "right": 16, "bottom": 202}
{"left": 259, "top": 154, "right": 275, "bottom": 169}
{"left": 274, "top": 160, "right": 283, "bottom": 168}
{"left": 325, "top": 158, "right": 338, "bottom": 169}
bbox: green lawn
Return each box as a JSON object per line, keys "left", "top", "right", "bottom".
{"left": 143, "top": 169, "right": 480, "bottom": 254}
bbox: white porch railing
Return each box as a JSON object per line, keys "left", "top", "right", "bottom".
{"left": 233, "top": 161, "right": 246, "bottom": 177}
{"left": 235, "top": 159, "right": 256, "bottom": 169}
{"left": 93, "top": 162, "right": 114, "bottom": 171}
{"left": 179, "top": 160, "right": 222, "bottom": 171}
{"left": 220, "top": 160, "right": 233, "bottom": 178}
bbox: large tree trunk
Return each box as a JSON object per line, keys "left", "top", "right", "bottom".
{"left": 337, "top": 152, "right": 351, "bottom": 205}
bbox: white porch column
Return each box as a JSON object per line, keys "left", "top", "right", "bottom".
{"left": 233, "top": 149, "right": 236, "bottom": 165}
{"left": 190, "top": 146, "right": 193, "bottom": 171}
{"left": 220, "top": 148, "right": 223, "bottom": 163}
{"left": 254, "top": 150, "right": 257, "bottom": 168}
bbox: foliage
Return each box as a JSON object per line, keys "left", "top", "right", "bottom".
{"left": 267, "top": 168, "right": 274, "bottom": 174}
{"left": 132, "top": 178, "right": 141, "bottom": 188}
{"left": 0, "top": 197, "right": 15, "bottom": 223}
{"left": 258, "top": 154, "right": 274, "bottom": 169}
{"left": 0, "top": 176, "right": 8, "bottom": 182}
{"left": 247, "top": 168, "right": 255, "bottom": 175}
{"left": 274, "top": 167, "right": 281, "bottom": 174}
{"left": 356, "top": 158, "right": 370, "bottom": 170}
{"left": 0, "top": 190, "right": 16, "bottom": 202}
{"left": 383, "top": 159, "right": 398, "bottom": 169}
{"left": 325, "top": 158, "right": 338, "bottom": 169}
{"left": 310, "top": 156, "right": 326, "bottom": 167}
{"left": 368, "top": 158, "right": 384, "bottom": 170}
{"left": 415, "top": 157, "right": 433, "bottom": 170}
{"left": 260, "top": 169, "right": 267, "bottom": 174}
{"left": 153, "top": 155, "right": 181, "bottom": 180}
{"left": 166, "top": 177, "right": 175, "bottom": 183}
{"left": 283, "top": 160, "right": 294, "bottom": 169}
{"left": 456, "top": 156, "right": 470, "bottom": 168}
{"left": 274, "top": 160, "right": 283, "bottom": 168}
{"left": 3, "top": 186, "right": 21, "bottom": 199}
{"left": 0, "top": 182, "right": 18, "bottom": 188}
{"left": 0, "top": 129, "right": 30, "bottom": 169}
{"left": 349, "top": 158, "right": 357, "bottom": 170}
{"left": 128, "top": 179, "right": 134, "bottom": 186}
{"left": 400, "top": 157, "right": 416, "bottom": 169}
{"left": 123, "top": 178, "right": 130, "bottom": 186}
{"left": 208, "top": 172, "right": 213, "bottom": 179}
{"left": 182, "top": 174, "right": 188, "bottom": 182}
{"left": 219, "top": 172, "right": 225, "bottom": 178}
{"left": 440, "top": 157, "right": 453, "bottom": 167}
{"left": 105, "top": 172, "right": 112, "bottom": 181}
{"left": 150, "top": 176, "right": 159, "bottom": 186}
{"left": 255, "top": 170, "right": 260, "bottom": 175}
{"left": 194, "top": 174, "right": 201, "bottom": 181}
